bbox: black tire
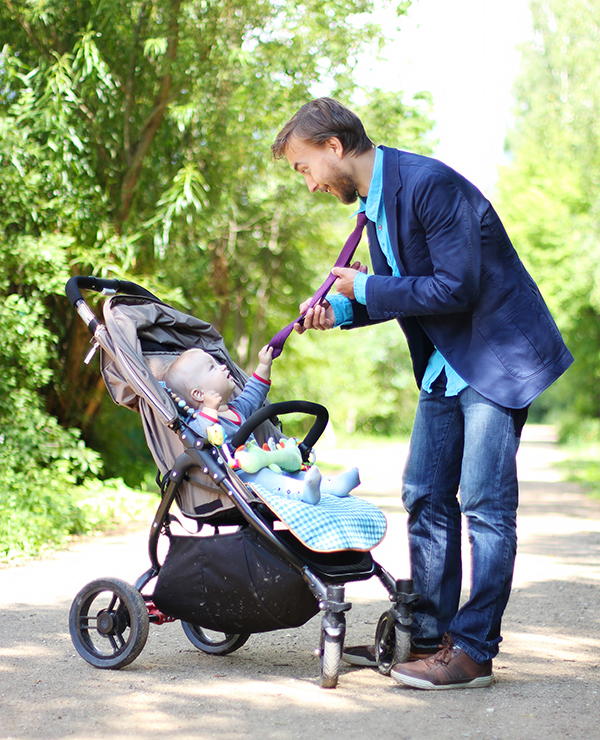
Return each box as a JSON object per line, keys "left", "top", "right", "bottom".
{"left": 320, "top": 633, "right": 342, "bottom": 689}
{"left": 375, "top": 609, "right": 411, "bottom": 675}
{"left": 69, "top": 577, "right": 149, "bottom": 669}
{"left": 181, "top": 622, "right": 250, "bottom": 655}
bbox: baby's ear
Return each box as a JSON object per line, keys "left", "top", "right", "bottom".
{"left": 191, "top": 388, "right": 204, "bottom": 403}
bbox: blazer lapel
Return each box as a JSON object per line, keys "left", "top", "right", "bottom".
{"left": 381, "top": 146, "right": 407, "bottom": 275}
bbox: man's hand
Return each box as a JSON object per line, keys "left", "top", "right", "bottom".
{"left": 332, "top": 260, "right": 368, "bottom": 300}
{"left": 294, "top": 300, "right": 335, "bottom": 333}
{"left": 331, "top": 267, "right": 359, "bottom": 299}
{"left": 293, "top": 261, "right": 367, "bottom": 333}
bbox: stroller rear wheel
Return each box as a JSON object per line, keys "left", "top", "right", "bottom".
{"left": 375, "top": 608, "right": 411, "bottom": 675}
{"left": 69, "top": 577, "right": 149, "bottom": 669}
{"left": 181, "top": 622, "right": 250, "bottom": 655}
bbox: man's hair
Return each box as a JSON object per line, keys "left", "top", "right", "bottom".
{"left": 271, "top": 97, "right": 374, "bottom": 160}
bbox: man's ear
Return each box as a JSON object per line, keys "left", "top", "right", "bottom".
{"left": 327, "top": 137, "right": 345, "bottom": 159}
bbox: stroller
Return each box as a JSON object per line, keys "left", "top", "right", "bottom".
{"left": 66, "top": 276, "right": 418, "bottom": 688}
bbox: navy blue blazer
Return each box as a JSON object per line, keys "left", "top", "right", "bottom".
{"left": 346, "top": 146, "right": 573, "bottom": 409}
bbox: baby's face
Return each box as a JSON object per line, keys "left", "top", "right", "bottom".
{"left": 189, "top": 350, "right": 236, "bottom": 400}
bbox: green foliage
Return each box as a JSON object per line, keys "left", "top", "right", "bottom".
{"left": 496, "top": 0, "right": 600, "bottom": 430}
{"left": 0, "top": 287, "right": 155, "bottom": 562}
{"left": 0, "top": 0, "right": 434, "bottom": 559}
{"left": 358, "top": 88, "right": 435, "bottom": 154}
{"left": 271, "top": 320, "right": 418, "bottom": 439}
{"left": 0, "top": 451, "right": 157, "bottom": 563}
{"left": 0, "top": 0, "right": 420, "bottom": 422}
{"left": 86, "top": 395, "right": 157, "bottom": 488}
{"left": 554, "top": 421, "right": 600, "bottom": 497}
{"left": 0, "top": 225, "right": 154, "bottom": 562}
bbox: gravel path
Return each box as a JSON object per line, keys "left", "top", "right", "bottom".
{"left": 1, "top": 425, "right": 599, "bottom": 740}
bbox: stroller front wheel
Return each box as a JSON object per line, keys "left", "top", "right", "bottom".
{"left": 320, "top": 632, "right": 343, "bottom": 689}
{"left": 181, "top": 622, "right": 250, "bottom": 655}
{"left": 69, "top": 577, "right": 149, "bottom": 669}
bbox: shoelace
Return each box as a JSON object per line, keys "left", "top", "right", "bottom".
{"left": 429, "top": 632, "right": 459, "bottom": 665}
{"left": 433, "top": 633, "right": 458, "bottom": 665}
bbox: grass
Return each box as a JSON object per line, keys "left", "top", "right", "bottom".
{"left": 555, "top": 444, "right": 600, "bottom": 499}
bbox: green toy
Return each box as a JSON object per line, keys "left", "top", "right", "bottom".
{"left": 234, "top": 437, "right": 303, "bottom": 474}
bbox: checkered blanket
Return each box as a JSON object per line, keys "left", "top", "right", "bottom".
{"left": 250, "top": 484, "right": 387, "bottom": 552}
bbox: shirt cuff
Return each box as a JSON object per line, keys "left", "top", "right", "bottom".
{"left": 252, "top": 372, "right": 271, "bottom": 385}
{"left": 327, "top": 294, "right": 354, "bottom": 327}
{"left": 353, "top": 272, "right": 369, "bottom": 305}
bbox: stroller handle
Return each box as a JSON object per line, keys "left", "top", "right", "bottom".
{"left": 65, "top": 276, "right": 159, "bottom": 334}
{"left": 229, "top": 401, "right": 329, "bottom": 462}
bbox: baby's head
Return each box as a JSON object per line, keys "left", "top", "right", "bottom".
{"left": 164, "top": 349, "right": 235, "bottom": 408}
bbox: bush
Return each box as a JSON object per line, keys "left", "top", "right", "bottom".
{"left": 0, "top": 265, "right": 156, "bottom": 562}
{"left": 0, "top": 391, "right": 156, "bottom": 562}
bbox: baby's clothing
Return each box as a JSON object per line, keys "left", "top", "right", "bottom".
{"left": 186, "top": 372, "right": 359, "bottom": 504}
{"left": 188, "top": 373, "right": 271, "bottom": 442}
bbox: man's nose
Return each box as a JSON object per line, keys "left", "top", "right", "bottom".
{"left": 305, "top": 175, "right": 319, "bottom": 193}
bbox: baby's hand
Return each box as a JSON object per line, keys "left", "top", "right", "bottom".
{"left": 203, "top": 390, "right": 222, "bottom": 410}
{"left": 258, "top": 345, "right": 274, "bottom": 368}
{"left": 255, "top": 345, "right": 273, "bottom": 383}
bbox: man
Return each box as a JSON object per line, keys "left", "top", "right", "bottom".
{"left": 271, "top": 97, "right": 573, "bottom": 690}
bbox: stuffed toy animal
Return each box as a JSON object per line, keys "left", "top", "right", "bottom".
{"left": 234, "top": 437, "right": 303, "bottom": 474}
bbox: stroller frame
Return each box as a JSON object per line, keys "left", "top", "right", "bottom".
{"left": 66, "top": 276, "right": 418, "bottom": 688}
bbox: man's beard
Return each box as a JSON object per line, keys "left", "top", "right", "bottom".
{"left": 327, "top": 160, "right": 359, "bottom": 205}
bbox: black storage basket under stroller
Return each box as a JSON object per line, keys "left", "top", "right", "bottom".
{"left": 152, "top": 528, "right": 319, "bottom": 633}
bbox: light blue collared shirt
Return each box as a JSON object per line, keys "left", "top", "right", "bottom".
{"left": 328, "top": 148, "right": 468, "bottom": 396}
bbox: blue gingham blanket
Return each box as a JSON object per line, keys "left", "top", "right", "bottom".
{"left": 249, "top": 484, "right": 387, "bottom": 552}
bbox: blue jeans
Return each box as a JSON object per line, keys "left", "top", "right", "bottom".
{"left": 402, "top": 377, "right": 524, "bottom": 663}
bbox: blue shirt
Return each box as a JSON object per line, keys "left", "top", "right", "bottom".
{"left": 329, "top": 147, "right": 468, "bottom": 397}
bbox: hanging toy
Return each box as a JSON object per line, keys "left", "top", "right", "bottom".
{"left": 206, "top": 423, "right": 224, "bottom": 447}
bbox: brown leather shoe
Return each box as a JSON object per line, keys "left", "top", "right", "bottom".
{"left": 390, "top": 633, "right": 493, "bottom": 690}
{"left": 342, "top": 643, "right": 439, "bottom": 668}
{"left": 408, "top": 646, "right": 441, "bottom": 662}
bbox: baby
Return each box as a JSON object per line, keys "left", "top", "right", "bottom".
{"left": 163, "top": 345, "right": 360, "bottom": 504}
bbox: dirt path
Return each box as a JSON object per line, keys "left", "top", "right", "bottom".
{"left": 1, "top": 425, "right": 599, "bottom": 740}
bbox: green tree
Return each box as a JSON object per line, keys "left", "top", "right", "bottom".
{"left": 495, "top": 0, "right": 600, "bottom": 428}
{"left": 1, "top": 0, "right": 432, "bottom": 436}
{"left": 0, "top": 1, "right": 436, "bottom": 557}
{"left": 0, "top": 0, "right": 391, "bottom": 428}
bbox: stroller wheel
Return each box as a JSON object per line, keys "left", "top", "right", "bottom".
{"left": 181, "top": 622, "right": 250, "bottom": 655}
{"left": 69, "top": 577, "right": 149, "bottom": 669}
{"left": 320, "top": 632, "right": 344, "bottom": 689}
{"left": 374, "top": 609, "right": 411, "bottom": 675}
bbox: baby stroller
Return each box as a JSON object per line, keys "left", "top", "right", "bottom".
{"left": 66, "top": 276, "right": 418, "bottom": 688}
